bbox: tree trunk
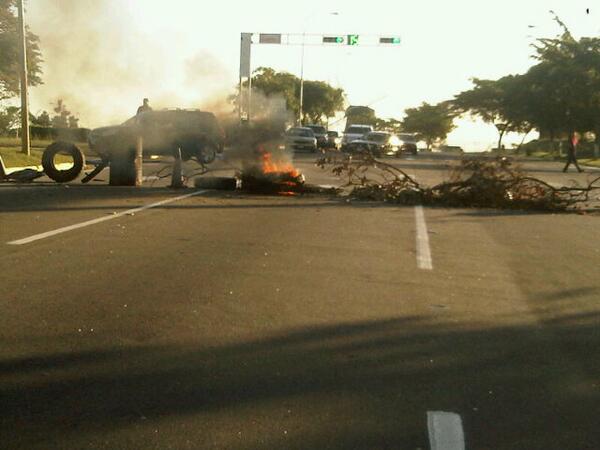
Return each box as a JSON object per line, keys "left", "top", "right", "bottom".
{"left": 549, "top": 130, "right": 558, "bottom": 156}
{"left": 497, "top": 130, "right": 505, "bottom": 153}
{"left": 516, "top": 128, "right": 532, "bottom": 155}
{"left": 594, "top": 129, "right": 600, "bottom": 159}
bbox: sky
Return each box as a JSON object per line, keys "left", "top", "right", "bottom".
{"left": 25, "top": 0, "right": 599, "bottom": 151}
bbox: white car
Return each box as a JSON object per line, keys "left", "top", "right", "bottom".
{"left": 341, "top": 125, "right": 374, "bottom": 151}
{"left": 284, "top": 127, "right": 317, "bottom": 152}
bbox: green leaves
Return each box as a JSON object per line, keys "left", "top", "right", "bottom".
{"left": 0, "top": 1, "right": 43, "bottom": 101}
{"left": 244, "top": 67, "right": 346, "bottom": 123}
{"left": 453, "top": 13, "right": 600, "bottom": 142}
{"left": 402, "top": 102, "right": 455, "bottom": 150}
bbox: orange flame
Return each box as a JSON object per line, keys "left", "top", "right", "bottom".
{"left": 261, "top": 152, "right": 300, "bottom": 177}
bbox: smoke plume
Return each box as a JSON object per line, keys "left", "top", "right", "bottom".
{"left": 26, "top": 0, "right": 235, "bottom": 127}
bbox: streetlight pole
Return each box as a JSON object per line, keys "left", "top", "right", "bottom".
{"left": 299, "top": 32, "right": 306, "bottom": 125}
{"left": 17, "top": 0, "right": 30, "bottom": 156}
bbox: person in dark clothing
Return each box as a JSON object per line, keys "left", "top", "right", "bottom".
{"left": 563, "top": 133, "right": 583, "bottom": 173}
{"left": 137, "top": 98, "right": 152, "bottom": 115}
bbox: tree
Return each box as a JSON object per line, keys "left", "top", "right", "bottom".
{"left": 0, "top": 0, "right": 43, "bottom": 101}
{"left": 51, "top": 99, "right": 79, "bottom": 128}
{"left": 302, "top": 80, "right": 344, "bottom": 124}
{"left": 374, "top": 117, "right": 403, "bottom": 133}
{"left": 452, "top": 13, "right": 600, "bottom": 154}
{"left": 249, "top": 67, "right": 300, "bottom": 117}
{"left": 234, "top": 67, "right": 346, "bottom": 124}
{"left": 30, "top": 110, "right": 50, "bottom": 127}
{"left": 526, "top": 13, "right": 600, "bottom": 149}
{"left": 452, "top": 76, "right": 531, "bottom": 150}
{"left": 0, "top": 104, "right": 19, "bottom": 135}
{"left": 401, "top": 102, "right": 456, "bottom": 150}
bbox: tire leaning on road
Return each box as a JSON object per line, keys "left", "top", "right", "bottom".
{"left": 42, "top": 141, "right": 86, "bottom": 183}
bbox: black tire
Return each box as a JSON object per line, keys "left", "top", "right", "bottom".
{"left": 197, "top": 143, "right": 217, "bottom": 164}
{"left": 42, "top": 141, "right": 85, "bottom": 183}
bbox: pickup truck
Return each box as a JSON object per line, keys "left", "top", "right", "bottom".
{"left": 42, "top": 109, "right": 225, "bottom": 184}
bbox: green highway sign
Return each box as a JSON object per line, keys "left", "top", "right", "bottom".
{"left": 380, "top": 36, "right": 401, "bottom": 44}
{"left": 347, "top": 34, "right": 359, "bottom": 45}
{"left": 323, "top": 36, "right": 345, "bottom": 44}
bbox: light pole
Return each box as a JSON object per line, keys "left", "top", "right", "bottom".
{"left": 17, "top": 0, "right": 30, "bottom": 156}
{"left": 298, "top": 11, "right": 339, "bottom": 125}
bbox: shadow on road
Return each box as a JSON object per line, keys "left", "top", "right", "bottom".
{"left": 1, "top": 312, "right": 598, "bottom": 449}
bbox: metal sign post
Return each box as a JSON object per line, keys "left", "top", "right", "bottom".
{"left": 239, "top": 33, "right": 252, "bottom": 123}
{"left": 17, "top": 0, "right": 30, "bottom": 156}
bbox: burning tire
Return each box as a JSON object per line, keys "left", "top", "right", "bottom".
{"left": 42, "top": 141, "right": 86, "bottom": 183}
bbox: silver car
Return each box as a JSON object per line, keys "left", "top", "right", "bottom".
{"left": 285, "top": 127, "right": 317, "bottom": 152}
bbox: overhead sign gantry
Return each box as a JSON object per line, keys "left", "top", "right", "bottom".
{"left": 238, "top": 32, "right": 402, "bottom": 122}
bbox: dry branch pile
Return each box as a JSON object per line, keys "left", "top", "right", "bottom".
{"left": 317, "top": 153, "right": 600, "bottom": 211}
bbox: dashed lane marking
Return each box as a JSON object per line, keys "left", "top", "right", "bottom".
{"left": 427, "top": 411, "right": 465, "bottom": 450}
{"left": 414, "top": 205, "right": 433, "bottom": 270}
{"left": 7, "top": 190, "right": 207, "bottom": 246}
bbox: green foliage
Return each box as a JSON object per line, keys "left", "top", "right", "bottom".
{"left": 234, "top": 67, "right": 346, "bottom": 124}
{"left": 452, "top": 75, "right": 532, "bottom": 149}
{"left": 452, "top": 13, "right": 600, "bottom": 149}
{"left": 249, "top": 67, "right": 300, "bottom": 116}
{"left": 0, "top": 0, "right": 43, "bottom": 100}
{"left": 374, "top": 117, "right": 403, "bottom": 133}
{"left": 30, "top": 110, "right": 50, "bottom": 127}
{"left": 0, "top": 104, "right": 19, "bottom": 135}
{"left": 527, "top": 14, "right": 600, "bottom": 136}
{"left": 51, "top": 99, "right": 79, "bottom": 128}
{"left": 401, "top": 102, "right": 455, "bottom": 149}
{"left": 302, "top": 80, "right": 344, "bottom": 123}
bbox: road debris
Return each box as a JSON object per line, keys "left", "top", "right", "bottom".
{"left": 318, "top": 152, "right": 600, "bottom": 211}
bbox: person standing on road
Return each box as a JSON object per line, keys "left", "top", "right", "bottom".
{"left": 563, "top": 132, "right": 583, "bottom": 173}
{"left": 137, "top": 98, "right": 152, "bottom": 115}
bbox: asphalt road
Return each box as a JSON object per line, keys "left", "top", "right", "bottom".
{"left": 1, "top": 153, "right": 599, "bottom": 449}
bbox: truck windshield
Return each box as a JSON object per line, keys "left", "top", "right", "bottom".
{"left": 347, "top": 126, "right": 371, "bottom": 134}
{"left": 308, "top": 126, "right": 326, "bottom": 134}
{"left": 288, "top": 128, "right": 314, "bottom": 137}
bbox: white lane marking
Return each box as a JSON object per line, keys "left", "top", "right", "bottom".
{"left": 414, "top": 205, "right": 433, "bottom": 270}
{"left": 7, "top": 190, "right": 207, "bottom": 245}
{"left": 427, "top": 411, "right": 465, "bottom": 450}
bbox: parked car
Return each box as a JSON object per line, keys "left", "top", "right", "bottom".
{"left": 344, "top": 131, "right": 401, "bottom": 157}
{"left": 304, "top": 124, "right": 328, "bottom": 149}
{"left": 284, "top": 127, "right": 317, "bottom": 152}
{"left": 341, "top": 124, "right": 374, "bottom": 151}
{"left": 326, "top": 131, "right": 342, "bottom": 150}
{"left": 397, "top": 133, "right": 418, "bottom": 155}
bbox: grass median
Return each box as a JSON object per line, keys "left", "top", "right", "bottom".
{"left": 0, "top": 137, "right": 90, "bottom": 169}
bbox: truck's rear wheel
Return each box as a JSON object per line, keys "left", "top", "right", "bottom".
{"left": 42, "top": 141, "right": 85, "bottom": 183}
{"left": 197, "top": 144, "right": 217, "bottom": 164}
